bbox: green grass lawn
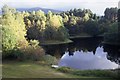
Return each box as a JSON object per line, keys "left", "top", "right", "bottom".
{"left": 57, "top": 67, "right": 119, "bottom": 79}
{"left": 2, "top": 60, "right": 118, "bottom": 80}
{"left": 2, "top": 60, "right": 80, "bottom": 78}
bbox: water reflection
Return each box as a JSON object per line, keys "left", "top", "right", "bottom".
{"left": 42, "top": 37, "right": 120, "bottom": 70}
{"left": 59, "top": 47, "right": 119, "bottom": 70}
{"left": 67, "top": 37, "right": 102, "bottom": 55}
{"left": 42, "top": 44, "right": 68, "bottom": 59}
{"left": 103, "top": 44, "right": 120, "bottom": 65}
{"left": 43, "top": 37, "right": 103, "bottom": 58}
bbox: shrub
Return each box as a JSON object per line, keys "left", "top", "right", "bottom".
{"left": 2, "top": 48, "right": 24, "bottom": 60}
{"left": 20, "top": 40, "right": 45, "bottom": 61}
{"left": 2, "top": 25, "right": 18, "bottom": 57}
{"left": 57, "top": 67, "right": 72, "bottom": 73}
{"left": 11, "top": 49, "right": 24, "bottom": 61}
{"left": 29, "top": 40, "right": 39, "bottom": 48}
{"left": 1, "top": 6, "right": 29, "bottom": 59}
{"left": 39, "top": 54, "right": 58, "bottom": 65}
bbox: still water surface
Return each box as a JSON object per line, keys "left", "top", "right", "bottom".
{"left": 59, "top": 46, "right": 119, "bottom": 70}
{"left": 43, "top": 38, "right": 120, "bottom": 70}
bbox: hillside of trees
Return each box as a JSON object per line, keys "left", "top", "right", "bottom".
{"left": 1, "top": 5, "right": 119, "bottom": 59}
{"left": 103, "top": 8, "right": 119, "bottom": 45}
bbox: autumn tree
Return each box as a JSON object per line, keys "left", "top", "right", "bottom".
{"left": 1, "top": 5, "right": 28, "bottom": 57}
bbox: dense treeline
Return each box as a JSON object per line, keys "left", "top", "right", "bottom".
{"left": 103, "top": 8, "right": 119, "bottom": 45}
{"left": 1, "top": 5, "right": 119, "bottom": 59}
{"left": 1, "top": 5, "right": 45, "bottom": 60}
{"left": 60, "top": 8, "right": 118, "bottom": 37}
{"left": 24, "top": 10, "right": 69, "bottom": 42}
{"left": 104, "top": 7, "right": 118, "bottom": 22}
{"left": 60, "top": 9, "right": 100, "bottom": 36}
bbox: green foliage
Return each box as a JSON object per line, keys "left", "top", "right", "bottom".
{"left": 39, "top": 55, "right": 58, "bottom": 65}
{"left": 1, "top": 6, "right": 28, "bottom": 57}
{"left": 2, "top": 5, "right": 119, "bottom": 59}
{"left": 83, "top": 13, "right": 90, "bottom": 22}
{"left": 60, "top": 8, "right": 101, "bottom": 37}
{"left": 107, "top": 22, "right": 118, "bottom": 33}
{"left": 72, "top": 70, "right": 118, "bottom": 78}
{"left": 118, "top": 9, "right": 120, "bottom": 22}
{"left": 47, "top": 11, "right": 53, "bottom": 19}
{"left": 65, "top": 8, "right": 93, "bottom": 18}
{"left": 25, "top": 9, "right": 69, "bottom": 42}
{"left": 57, "top": 67, "right": 118, "bottom": 78}
{"left": 23, "top": 45, "right": 45, "bottom": 61}
{"left": 47, "top": 12, "right": 63, "bottom": 30}
{"left": 43, "top": 26, "right": 55, "bottom": 40}
{"left": 104, "top": 22, "right": 120, "bottom": 44}
{"left": 29, "top": 40, "right": 39, "bottom": 48}
{"left": 104, "top": 7, "right": 118, "bottom": 22}
{"left": 62, "top": 13, "right": 69, "bottom": 23}
{"left": 57, "top": 67, "right": 72, "bottom": 73}
{"left": 98, "top": 23, "right": 109, "bottom": 35}
{"left": 27, "top": 26, "right": 41, "bottom": 40}
{"left": 2, "top": 5, "right": 16, "bottom": 14}
{"left": 84, "top": 20, "right": 100, "bottom": 36}
{"left": 2, "top": 25, "right": 17, "bottom": 53}
{"left": 19, "top": 40, "right": 45, "bottom": 61}
{"left": 36, "top": 10, "right": 46, "bottom": 21}
{"left": 11, "top": 49, "right": 24, "bottom": 60}
{"left": 57, "top": 26, "right": 69, "bottom": 41}
{"left": 1, "top": 5, "right": 46, "bottom": 60}
{"left": 44, "top": 26, "right": 69, "bottom": 41}
{"left": 104, "top": 33, "right": 119, "bottom": 43}
{"left": 69, "top": 15, "right": 77, "bottom": 25}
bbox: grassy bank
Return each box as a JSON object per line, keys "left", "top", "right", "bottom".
{"left": 2, "top": 60, "right": 78, "bottom": 78}
{"left": 40, "top": 39, "right": 73, "bottom": 46}
{"left": 69, "top": 33, "right": 92, "bottom": 39}
{"left": 57, "top": 67, "right": 119, "bottom": 79}
{"left": 2, "top": 60, "right": 119, "bottom": 79}
{"left": 102, "top": 41, "right": 120, "bottom": 46}
{"left": 69, "top": 33, "right": 104, "bottom": 39}
{"left": 40, "top": 34, "right": 103, "bottom": 45}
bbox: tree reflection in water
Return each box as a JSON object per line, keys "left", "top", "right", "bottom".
{"left": 59, "top": 46, "right": 119, "bottom": 70}
{"left": 103, "top": 44, "right": 120, "bottom": 65}
{"left": 42, "top": 37, "right": 120, "bottom": 69}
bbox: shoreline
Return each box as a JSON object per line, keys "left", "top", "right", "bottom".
{"left": 102, "top": 41, "right": 120, "bottom": 46}
{"left": 40, "top": 39, "right": 73, "bottom": 46}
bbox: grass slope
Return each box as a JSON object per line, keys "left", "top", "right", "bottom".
{"left": 2, "top": 61, "right": 118, "bottom": 80}
{"left": 2, "top": 61, "right": 79, "bottom": 78}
